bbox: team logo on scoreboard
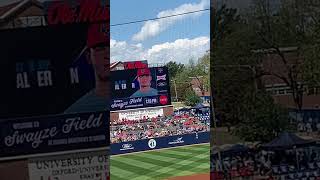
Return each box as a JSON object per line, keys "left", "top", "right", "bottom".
{"left": 158, "top": 68, "right": 164, "bottom": 73}
{"left": 157, "top": 82, "right": 167, "bottom": 87}
{"left": 157, "top": 74, "right": 166, "bottom": 81}
{"left": 148, "top": 139, "right": 157, "bottom": 149}
{"left": 159, "top": 95, "right": 168, "bottom": 105}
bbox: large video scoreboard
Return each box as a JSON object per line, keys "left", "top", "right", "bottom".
{"left": 110, "top": 67, "right": 172, "bottom": 111}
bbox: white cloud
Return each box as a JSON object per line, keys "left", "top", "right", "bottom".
{"left": 110, "top": 39, "right": 145, "bottom": 62}
{"left": 132, "top": 0, "right": 209, "bottom": 42}
{"left": 111, "top": 36, "right": 209, "bottom": 65}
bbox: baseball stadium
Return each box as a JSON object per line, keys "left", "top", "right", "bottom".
{"left": 109, "top": 61, "right": 211, "bottom": 180}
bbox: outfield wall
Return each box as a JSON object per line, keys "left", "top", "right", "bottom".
{"left": 111, "top": 132, "right": 210, "bottom": 155}
{"left": 110, "top": 105, "right": 174, "bottom": 122}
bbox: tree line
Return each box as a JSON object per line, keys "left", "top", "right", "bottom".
{"left": 166, "top": 52, "right": 210, "bottom": 107}
{"left": 212, "top": 0, "right": 320, "bottom": 142}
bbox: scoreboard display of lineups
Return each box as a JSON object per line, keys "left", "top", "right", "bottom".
{"left": 111, "top": 67, "right": 171, "bottom": 111}
{"left": 0, "top": 0, "right": 109, "bottom": 161}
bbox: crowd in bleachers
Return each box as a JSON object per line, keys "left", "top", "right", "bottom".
{"left": 110, "top": 111, "right": 210, "bottom": 143}
{"left": 212, "top": 154, "right": 255, "bottom": 179}
{"left": 212, "top": 147, "right": 320, "bottom": 179}
{"left": 268, "top": 149, "right": 320, "bottom": 179}
{"left": 297, "top": 119, "right": 320, "bottom": 134}
{"left": 289, "top": 112, "right": 320, "bottom": 134}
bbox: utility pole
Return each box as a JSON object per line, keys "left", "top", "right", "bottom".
{"left": 171, "top": 79, "right": 178, "bottom": 102}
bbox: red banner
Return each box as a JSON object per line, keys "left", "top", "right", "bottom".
{"left": 123, "top": 61, "right": 148, "bottom": 70}
{"left": 47, "top": 0, "right": 109, "bottom": 25}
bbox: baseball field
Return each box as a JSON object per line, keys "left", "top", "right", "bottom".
{"left": 110, "top": 143, "right": 210, "bottom": 180}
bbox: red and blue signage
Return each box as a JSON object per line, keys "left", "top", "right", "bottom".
{"left": 111, "top": 132, "right": 209, "bottom": 155}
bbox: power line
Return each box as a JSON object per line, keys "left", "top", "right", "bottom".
{"left": 110, "top": 8, "right": 210, "bottom": 27}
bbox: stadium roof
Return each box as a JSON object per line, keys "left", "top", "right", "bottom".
{"left": 110, "top": 61, "right": 121, "bottom": 68}
{"left": 0, "top": 0, "right": 42, "bottom": 22}
{"left": 0, "top": 1, "right": 20, "bottom": 17}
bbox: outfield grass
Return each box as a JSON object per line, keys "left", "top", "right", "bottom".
{"left": 110, "top": 143, "right": 210, "bottom": 180}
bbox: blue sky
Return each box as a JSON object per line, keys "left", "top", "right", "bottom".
{"left": 110, "top": 0, "right": 210, "bottom": 64}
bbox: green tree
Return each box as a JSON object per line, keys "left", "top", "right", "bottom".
{"left": 212, "top": 0, "right": 320, "bottom": 132}
{"left": 233, "top": 91, "right": 290, "bottom": 143}
{"left": 170, "top": 55, "right": 209, "bottom": 102}
{"left": 166, "top": 61, "right": 185, "bottom": 102}
{"left": 212, "top": 5, "right": 261, "bottom": 127}
{"left": 184, "top": 89, "right": 202, "bottom": 107}
{"left": 166, "top": 61, "right": 184, "bottom": 79}
{"left": 177, "top": 53, "right": 211, "bottom": 98}
{"left": 250, "top": 0, "right": 320, "bottom": 110}
{"left": 193, "top": 52, "right": 210, "bottom": 96}
{"left": 174, "top": 65, "right": 193, "bottom": 101}
{"left": 211, "top": 4, "right": 240, "bottom": 49}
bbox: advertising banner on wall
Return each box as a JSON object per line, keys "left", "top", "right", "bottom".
{"left": 118, "top": 108, "right": 164, "bottom": 120}
{"left": 111, "top": 132, "right": 209, "bottom": 155}
{"left": 0, "top": 0, "right": 109, "bottom": 160}
{"left": 111, "top": 67, "right": 171, "bottom": 111}
{"left": 0, "top": 112, "right": 108, "bottom": 160}
{"left": 28, "top": 151, "right": 109, "bottom": 180}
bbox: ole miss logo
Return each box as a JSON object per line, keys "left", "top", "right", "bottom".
{"left": 159, "top": 95, "right": 168, "bottom": 105}
{"left": 47, "top": 0, "right": 109, "bottom": 25}
{"left": 124, "top": 61, "right": 147, "bottom": 69}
